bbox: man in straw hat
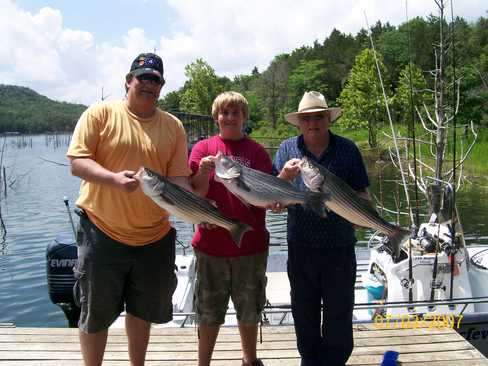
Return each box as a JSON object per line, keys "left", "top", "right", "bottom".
{"left": 273, "top": 91, "right": 371, "bottom": 366}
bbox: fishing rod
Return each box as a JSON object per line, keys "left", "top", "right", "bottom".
{"left": 363, "top": 13, "right": 414, "bottom": 226}
{"left": 448, "top": 0, "right": 458, "bottom": 311}
{"left": 404, "top": 0, "right": 422, "bottom": 312}
{"left": 428, "top": 222, "right": 442, "bottom": 311}
{"left": 63, "top": 196, "right": 77, "bottom": 237}
{"left": 365, "top": 8, "right": 417, "bottom": 311}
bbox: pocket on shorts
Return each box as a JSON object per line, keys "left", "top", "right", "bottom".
{"left": 256, "top": 274, "right": 268, "bottom": 314}
{"left": 72, "top": 267, "right": 87, "bottom": 307}
{"left": 75, "top": 223, "right": 84, "bottom": 246}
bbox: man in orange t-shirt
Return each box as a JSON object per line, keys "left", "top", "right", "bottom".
{"left": 67, "top": 53, "right": 195, "bottom": 366}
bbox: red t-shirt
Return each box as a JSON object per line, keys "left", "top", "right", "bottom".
{"left": 189, "top": 135, "right": 272, "bottom": 257}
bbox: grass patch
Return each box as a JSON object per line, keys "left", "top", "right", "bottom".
{"left": 253, "top": 121, "right": 487, "bottom": 177}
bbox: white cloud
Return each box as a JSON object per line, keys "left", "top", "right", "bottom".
{"left": 0, "top": 1, "right": 159, "bottom": 104}
{"left": 0, "top": 0, "right": 485, "bottom": 105}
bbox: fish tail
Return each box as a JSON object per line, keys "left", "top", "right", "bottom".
{"left": 304, "top": 192, "right": 329, "bottom": 218}
{"left": 387, "top": 229, "right": 410, "bottom": 261}
{"left": 229, "top": 223, "right": 253, "bottom": 248}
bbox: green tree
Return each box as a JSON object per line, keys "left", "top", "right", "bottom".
{"left": 394, "top": 62, "right": 429, "bottom": 129}
{"left": 158, "top": 91, "right": 181, "bottom": 112}
{"left": 259, "top": 55, "right": 291, "bottom": 129}
{"left": 377, "top": 29, "right": 408, "bottom": 88}
{"left": 287, "top": 59, "right": 328, "bottom": 111}
{"left": 179, "top": 59, "right": 222, "bottom": 115}
{"left": 241, "top": 90, "right": 265, "bottom": 128}
{"left": 396, "top": 17, "right": 438, "bottom": 74}
{"left": 338, "top": 49, "right": 391, "bottom": 147}
{"left": 458, "top": 17, "right": 488, "bottom": 127}
{"left": 321, "top": 29, "right": 360, "bottom": 100}
{"left": 231, "top": 70, "right": 266, "bottom": 123}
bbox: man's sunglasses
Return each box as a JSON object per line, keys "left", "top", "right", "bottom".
{"left": 136, "top": 74, "right": 164, "bottom": 85}
{"left": 299, "top": 113, "right": 326, "bottom": 122}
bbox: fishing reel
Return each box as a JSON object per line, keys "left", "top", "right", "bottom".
{"left": 418, "top": 235, "right": 436, "bottom": 253}
{"left": 440, "top": 240, "right": 458, "bottom": 256}
{"left": 415, "top": 223, "right": 459, "bottom": 256}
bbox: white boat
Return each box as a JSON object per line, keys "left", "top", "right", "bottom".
{"left": 140, "top": 234, "right": 488, "bottom": 356}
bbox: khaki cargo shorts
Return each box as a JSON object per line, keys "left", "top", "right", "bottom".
{"left": 193, "top": 249, "right": 268, "bottom": 326}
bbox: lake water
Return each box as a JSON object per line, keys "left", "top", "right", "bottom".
{"left": 0, "top": 134, "right": 487, "bottom": 327}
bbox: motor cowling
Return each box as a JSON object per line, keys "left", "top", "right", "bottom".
{"left": 46, "top": 233, "right": 80, "bottom": 327}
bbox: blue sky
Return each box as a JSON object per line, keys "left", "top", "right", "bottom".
{"left": 2, "top": 0, "right": 486, "bottom": 105}
{"left": 16, "top": 0, "right": 178, "bottom": 44}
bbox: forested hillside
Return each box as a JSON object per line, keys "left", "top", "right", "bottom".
{"left": 158, "top": 15, "right": 488, "bottom": 141}
{"left": 0, "top": 85, "right": 86, "bottom": 133}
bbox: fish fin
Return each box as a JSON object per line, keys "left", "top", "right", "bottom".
{"left": 358, "top": 195, "right": 376, "bottom": 210}
{"left": 216, "top": 165, "right": 242, "bottom": 180}
{"left": 214, "top": 174, "right": 224, "bottom": 184}
{"left": 304, "top": 191, "right": 329, "bottom": 218}
{"left": 235, "top": 178, "right": 251, "bottom": 192}
{"left": 229, "top": 223, "right": 253, "bottom": 247}
{"left": 387, "top": 229, "right": 410, "bottom": 261}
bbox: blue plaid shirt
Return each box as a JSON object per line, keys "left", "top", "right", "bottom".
{"left": 273, "top": 132, "right": 370, "bottom": 248}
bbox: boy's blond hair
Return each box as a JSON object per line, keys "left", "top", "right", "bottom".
{"left": 211, "top": 91, "right": 249, "bottom": 121}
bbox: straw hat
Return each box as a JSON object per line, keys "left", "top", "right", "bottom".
{"left": 285, "top": 91, "right": 342, "bottom": 126}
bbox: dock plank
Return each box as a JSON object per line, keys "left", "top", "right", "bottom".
{"left": 0, "top": 324, "right": 487, "bottom": 365}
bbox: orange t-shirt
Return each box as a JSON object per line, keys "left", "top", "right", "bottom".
{"left": 67, "top": 100, "right": 191, "bottom": 245}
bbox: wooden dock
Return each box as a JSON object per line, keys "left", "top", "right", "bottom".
{"left": 1, "top": 323, "right": 488, "bottom": 365}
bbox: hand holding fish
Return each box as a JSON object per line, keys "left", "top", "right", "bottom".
{"left": 113, "top": 170, "right": 139, "bottom": 193}
{"left": 278, "top": 158, "right": 302, "bottom": 182}
{"left": 298, "top": 157, "right": 409, "bottom": 259}
{"left": 198, "top": 155, "right": 216, "bottom": 175}
{"left": 136, "top": 167, "right": 251, "bottom": 247}
{"left": 265, "top": 202, "right": 285, "bottom": 213}
{"left": 214, "top": 153, "right": 329, "bottom": 218}
{"left": 198, "top": 222, "right": 219, "bottom": 230}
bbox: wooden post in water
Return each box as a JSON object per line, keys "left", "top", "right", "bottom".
{"left": 3, "top": 167, "right": 6, "bottom": 198}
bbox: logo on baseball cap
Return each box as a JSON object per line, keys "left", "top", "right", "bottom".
{"left": 130, "top": 53, "right": 164, "bottom": 83}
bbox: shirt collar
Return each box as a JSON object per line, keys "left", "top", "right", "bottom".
{"left": 297, "top": 131, "right": 336, "bottom": 162}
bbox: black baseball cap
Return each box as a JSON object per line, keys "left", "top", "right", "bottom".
{"left": 129, "top": 53, "right": 164, "bottom": 81}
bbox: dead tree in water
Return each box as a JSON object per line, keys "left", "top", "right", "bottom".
{"left": 383, "top": 0, "right": 478, "bottom": 226}
{"left": 0, "top": 137, "right": 8, "bottom": 244}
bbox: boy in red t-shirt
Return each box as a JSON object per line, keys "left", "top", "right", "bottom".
{"left": 189, "top": 91, "right": 271, "bottom": 366}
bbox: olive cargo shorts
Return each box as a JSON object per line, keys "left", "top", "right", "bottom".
{"left": 193, "top": 249, "right": 268, "bottom": 326}
{"left": 74, "top": 213, "right": 178, "bottom": 333}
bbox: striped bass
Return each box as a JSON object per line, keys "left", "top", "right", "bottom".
{"left": 299, "top": 156, "right": 409, "bottom": 259}
{"left": 214, "top": 152, "right": 329, "bottom": 218}
{"left": 135, "top": 167, "right": 251, "bottom": 247}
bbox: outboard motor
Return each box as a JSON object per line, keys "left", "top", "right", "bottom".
{"left": 46, "top": 233, "right": 80, "bottom": 327}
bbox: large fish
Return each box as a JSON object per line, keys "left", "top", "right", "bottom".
{"left": 214, "top": 152, "right": 329, "bottom": 218}
{"left": 135, "top": 167, "right": 251, "bottom": 247}
{"left": 299, "top": 156, "right": 409, "bottom": 259}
